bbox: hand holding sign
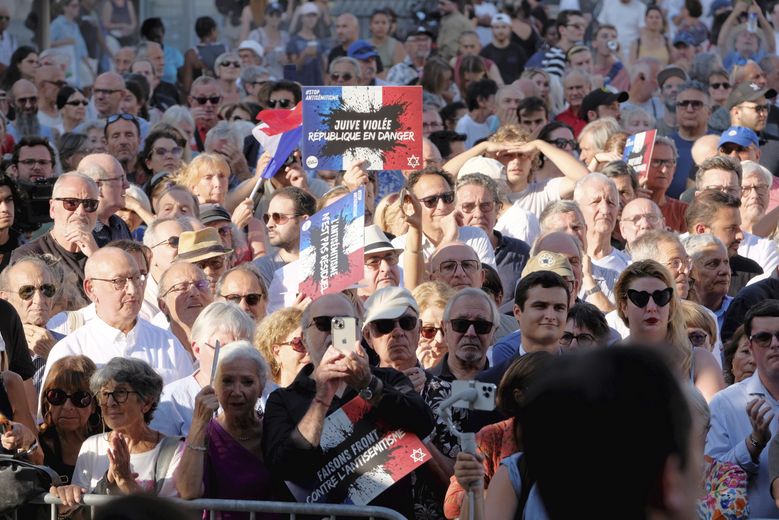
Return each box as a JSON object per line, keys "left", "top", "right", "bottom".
{"left": 342, "top": 160, "right": 370, "bottom": 191}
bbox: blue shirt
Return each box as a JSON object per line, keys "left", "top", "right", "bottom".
{"left": 669, "top": 132, "right": 695, "bottom": 199}
{"left": 491, "top": 330, "right": 522, "bottom": 366}
{"left": 162, "top": 45, "right": 184, "bottom": 85}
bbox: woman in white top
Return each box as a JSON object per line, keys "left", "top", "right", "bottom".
{"left": 50, "top": 358, "right": 183, "bottom": 514}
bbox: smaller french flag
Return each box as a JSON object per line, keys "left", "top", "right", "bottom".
{"left": 252, "top": 103, "right": 303, "bottom": 179}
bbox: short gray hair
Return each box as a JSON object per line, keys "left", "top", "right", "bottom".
{"left": 456, "top": 173, "right": 501, "bottom": 206}
{"left": 682, "top": 233, "right": 726, "bottom": 261}
{"left": 191, "top": 301, "right": 256, "bottom": 345}
{"left": 215, "top": 264, "right": 267, "bottom": 299}
{"left": 217, "top": 340, "right": 269, "bottom": 391}
{"left": 52, "top": 172, "right": 98, "bottom": 198}
{"left": 204, "top": 121, "right": 241, "bottom": 152}
{"left": 241, "top": 65, "right": 273, "bottom": 92}
{"left": 0, "top": 255, "right": 55, "bottom": 291}
{"left": 573, "top": 172, "right": 618, "bottom": 204}
{"left": 442, "top": 287, "right": 500, "bottom": 328}
{"left": 531, "top": 231, "right": 583, "bottom": 257}
{"left": 654, "top": 135, "right": 679, "bottom": 159}
{"left": 90, "top": 358, "right": 163, "bottom": 423}
{"left": 161, "top": 105, "right": 195, "bottom": 129}
{"left": 329, "top": 57, "right": 362, "bottom": 80}
{"left": 539, "top": 200, "right": 585, "bottom": 235}
{"left": 677, "top": 80, "right": 710, "bottom": 103}
{"left": 630, "top": 230, "right": 683, "bottom": 262}
{"left": 143, "top": 216, "right": 194, "bottom": 248}
{"left": 741, "top": 160, "right": 772, "bottom": 187}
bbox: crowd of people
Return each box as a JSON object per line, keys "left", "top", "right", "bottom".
{"left": 0, "top": 0, "right": 778, "bottom": 518}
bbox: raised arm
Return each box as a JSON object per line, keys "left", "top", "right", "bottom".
{"left": 175, "top": 386, "right": 218, "bottom": 499}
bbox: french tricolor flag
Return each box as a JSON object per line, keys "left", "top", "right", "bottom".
{"left": 252, "top": 102, "right": 303, "bottom": 179}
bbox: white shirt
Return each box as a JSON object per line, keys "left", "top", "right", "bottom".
{"left": 47, "top": 302, "right": 98, "bottom": 335}
{"left": 592, "top": 247, "right": 631, "bottom": 272}
{"left": 495, "top": 202, "right": 541, "bottom": 246}
{"left": 706, "top": 372, "right": 779, "bottom": 518}
{"left": 597, "top": 0, "right": 645, "bottom": 61}
{"left": 508, "top": 177, "right": 565, "bottom": 218}
{"left": 473, "top": 2, "right": 498, "bottom": 46}
{"left": 72, "top": 433, "right": 183, "bottom": 496}
{"left": 143, "top": 276, "right": 161, "bottom": 320}
{"left": 43, "top": 316, "right": 194, "bottom": 387}
{"left": 739, "top": 231, "right": 779, "bottom": 283}
{"left": 391, "top": 226, "right": 497, "bottom": 267}
{"left": 0, "top": 31, "right": 18, "bottom": 66}
{"left": 455, "top": 113, "right": 498, "bottom": 149}
{"left": 150, "top": 374, "right": 279, "bottom": 437}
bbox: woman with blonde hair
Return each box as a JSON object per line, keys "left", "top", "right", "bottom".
{"left": 176, "top": 153, "right": 230, "bottom": 206}
{"left": 412, "top": 281, "right": 457, "bottom": 369}
{"left": 255, "top": 307, "right": 308, "bottom": 387}
{"left": 614, "top": 260, "right": 724, "bottom": 400}
{"left": 374, "top": 192, "right": 408, "bottom": 238}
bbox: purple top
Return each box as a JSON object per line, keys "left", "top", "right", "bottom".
{"left": 203, "top": 419, "right": 277, "bottom": 520}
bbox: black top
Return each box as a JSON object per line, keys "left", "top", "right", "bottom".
{"left": 93, "top": 214, "right": 132, "bottom": 248}
{"left": 40, "top": 428, "right": 76, "bottom": 481}
{"left": 0, "top": 374, "right": 13, "bottom": 419}
{"left": 494, "top": 231, "right": 530, "bottom": 308}
{"left": 11, "top": 232, "right": 88, "bottom": 301}
{"left": 722, "top": 268, "right": 779, "bottom": 342}
{"left": 0, "top": 300, "right": 34, "bottom": 380}
{"left": 262, "top": 364, "right": 435, "bottom": 518}
{"left": 480, "top": 42, "right": 528, "bottom": 84}
{"left": 0, "top": 228, "right": 21, "bottom": 273}
{"left": 729, "top": 254, "right": 763, "bottom": 297}
{"left": 429, "top": 352, "right": 489, "bottom": 383}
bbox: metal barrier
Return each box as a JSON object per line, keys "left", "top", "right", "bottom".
{"left": 20, "top": 493, "right": 407, "bottom": 520}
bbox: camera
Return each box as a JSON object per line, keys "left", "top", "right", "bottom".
{"left": 332, "top": 318, "right": 345, "bottom": 330}
{"left": 16, "top": 178, "right": 55, "bottom": 233}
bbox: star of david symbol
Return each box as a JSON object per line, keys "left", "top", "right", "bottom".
{"left": 407, "top": 155, "right": 420, "bottom": 168}
{"left": 410, "top": 448, "right": 426, "bottom": 463}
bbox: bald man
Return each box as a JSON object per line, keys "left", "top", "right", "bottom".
{"left": 78, "top": 154, "right": 132, "bottom": 246}
{"left": 430, "top": 242, "right": 484, "bottom": 291}
{"left": 34, "top": 65, "right": 65, "bottom": 129}
{"left": 42, "top": 247, "right": 193, "bottom": 386}
{"left": 91, "top": 72, "right": 125, "bottom": 119}
{"left": 328, "top": 14, "right": 359, "bottom": 65}
{"left": 619, "top": 198, "right": 665, "bottom": 250}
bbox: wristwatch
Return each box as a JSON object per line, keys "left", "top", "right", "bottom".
{"left": 583, "top": 285, "right": 602, "bottom": 299}
{"left": 359, "top": 375, "right": 380, "bottom": 401}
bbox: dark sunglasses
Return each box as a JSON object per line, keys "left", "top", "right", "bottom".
{"left": 45, "top": 389, "right": 93, "bottom": 408}
{"left": 626, "top": 287, "right": 673, "bottom": 308}
{"left": 106, "top": 113, "right": 138, "bottom": 124}
{"left": 330, "top": 72, "right": 353, "bottom": 82}
{"left": 676, "top": 99, "right": 704, "bottom": 110}
{"left": 419, "top": 191, "right": 455, "bottom": 209}
{"left": 279, "top": 336, "right": 306, "bottom": 354}
{"left": 65, "top": 99, "right": 89, "bottom": 107}
{"left": 710, "top": 82, "right": 731, "bottom": 90}
{"left": 268, "top": 98, "right": 292, "bottom": 108}
{"left": 450, "top": 318, "right": 493, "bottom": 334}
{"left": 0, "top": 16, "right": 10, "bottom": 22}
{"left": 370, "top": 315, "right": 418, "bottom": 336}
{"left": 219, "top": 61, "right": 241, "bottom": 68}
{"left": 221, "top": 293, "right": 264, "bottom": 306}
{"left": 152, "top": 236, "right": 179, "bottom": 249}
{"left": 750, "top": 330, "right": 779, "bottom": 348}
{"left": 547, "top": 137, "right": 579, "bottom": 150}
{"left": 193, "top": 96, "right": 222, "bottom": 105}
{"left": 309, "top": 316, "right": 335, "bottom": 332}
{"left": 263, "top": 212, "right": 300, "bottom": 225}
{"left": 688, "top": 331, "right": 708, "bottom": 347}
{"left": 54, "top": 197, "right": 99, "bottom": 212}
{"left": 17, "top": 284, "right": 56, "bottom": 300}
{"left": 420, "top": 326, "right": 443, "bottom": 339}
{"left": 719, "top": 143, "right": 747, "bottom": 154}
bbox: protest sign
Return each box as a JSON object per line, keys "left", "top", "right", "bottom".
{"left": 286, "top": 395, "right": 431, "bottom": 506}
{"left": 623, "top": 129, "right": 657, "bottom": 184}
{"left": 302, "top": 86, "right": 423, "bottom": 171}
{"left": 298, "top": 187, "right": 365, "bottom": 299}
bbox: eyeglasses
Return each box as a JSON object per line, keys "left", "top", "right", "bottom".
{"left": 370, "top": 315, "right": 418, "bottom": 336}
{"left": 44, "top": 80, "right": 68, "bottom": 89}
{"left": 702, "top": 184, "right": 741, "bottom": 197}
{"left": 418, "top": 191, "right": 455, "bottom": 209}
{"left": 420, "top": 325, "right": 443, "bottom": 339}
{"left": 709, "top": 82, "right": 731, "bottom": 90}
{"left": 219, "top": 61, "right": 241, "bottom": 68}
{"left": 17, "top": 284, "right": 56, "bottom": 300}
{"left": 16, "top": 96, "right": 37, "bottom": 105}
{"left": 263, "top": 212, "right": 300, "bottom": 225}
{"left": 365, "top": 252, "right": 399, "bottom": 269}
{"left": 98, "top": 388, "right": 141, "bottom": 405}
{"left": 664, "top": 257, "right": 692, "bottom": 272}
{"left": 621, "top": 213, "right": 662, "bottom": 225}
{"left": 0, "top": 16, "right": 9, "bottom": 22}
{"left": 547, "top": 138, "right": 578, "bottom": 151}
{"left": 106, "top": 113, "right": 138, "bottom": 125}
{"left": 152, "top": 236, "right": 179, "bottom": 249}
{"left": 742, "top": 184, "right": 770, "bottom": 195}
{"left": 449, "top": 318, "right": 493, "bottom": 334}
{"left": 330, "top": 72, "right": 353, "bottom": 82}
{"left": 94, "top": 88, "right": 123, "bottom": 96}
{"left": 268, "top": 98, "right": 293, "bottom": 108}
{"left": 90, "top": 274, "right": 146, "bottom": 291}
{"left": 437, "top": 259, "right": 480, "bottom": 275}
{"left": 741, "top": 103, "right": 771, "bottom": 114}
{"left": 46, "top": 389, "right": 93, "bottom": 408}
{"left": 65, "top": 99, "right": 89, "bottom": 107}
{"left": 626, "top": 287, "right": 673, "bottom": 308}
{"left": 97, "top": 174, "right": 126, "bottom": 185}
{"left": 220, "top": 292, "right": 265, "bottom": 306}
{"left": 54, "top": 197, "right": 99, "bottom": 212}
{"left": 193, "top": 96, "right": 222, "bottom": 105}
{"left": 676, "top": 99, "right": 705, "bottom": 110}
{"left": 196, "top": 257, "right": 225, "bottom": 271}
{"left": 278, "top": 336, "right": 306, "bottom": 354}
{"left": 559, "top": 332, "right": 596, "bottom": 347}
{"left": 18, "top": 158, "right": 53, "bottom": 168}
{"left": 650, "top": 158, "right": 675, "bottom": 169}
{"left": 422, "top": 121, "right": 444, "bottom": 130}
{"left": 750, "top": 330, "right": 779, "bottom": 348}
{"left": 719, "top": 143, "right": 748, "bottom": 155}
{"left": 153, "top": 146, "right": 183, "bottom": 157}
{"left": 688, "top": 331, "right": 709, "bottom": 347}
{"left": 161, "top": 279, "right": 210, "bottom": 297}
{"left": 459, "top": 201, "right": 497, "bottom": 214}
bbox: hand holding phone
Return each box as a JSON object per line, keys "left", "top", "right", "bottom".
{"left": 331, "top": 317, "right": 357, "bottom": 354}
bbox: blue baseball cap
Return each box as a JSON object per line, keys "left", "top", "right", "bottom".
{"left": 348, "top": 40, "right": 379, "bottom": 61}
{"left": 718, "top": 126, "right": 759, "bottom": 148}
{"left": 673, "top": 31, "right": 696, "bottom": 47}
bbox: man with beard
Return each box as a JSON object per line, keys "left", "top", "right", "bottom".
{"left": 253, "top": 187, "right": 316, "bottom": 289}
{"left": 555, "top": 69, "right": 590, "bottom": 137}
{"left": 11, "top": 173, "right": 100, "bottom": 302}
{"left": 6, "top": 137, "right": 56, "bottom": 184}
{"left": 77, "top": 153, "right": 132, "bottom": 246}
{"left": 327, "top": 14, "right": 359, "bottom": 65}
{"left": 656, "top": 66, "right": 688, "bottom": 136}
{"left": 683, "top": 234, "right": 732, "bottom": 332}
{"left": 104, "top": 114, "right": 141, "bottom": 179}
{"left": 8, "top": 80, "right": 56, "bottom": 141}
{"left": 430, "top": 287, "right": 500, "bottom": 382}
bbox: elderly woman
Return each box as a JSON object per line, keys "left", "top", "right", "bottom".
{"left": 39, "top": 355, "right": 99, "bottom": 481}
{"left": 57, "top": 86, "right": 88, "bottom": 133}
{"left": 614, "top": 260, "right": 724, "bottom": 400}
{"left": 723, "top": 325, "right": 755, "bottom": 385}
{"left": 176, "top": 341, "right": 277, "bottom": 514}
{"left": 256, "top": 307, "right": 307, "bottom": 387}
{"left": 412, "top": 281, "right": 456, "bottom": 369}
{"left": 177, "top": 153, "right": 230, "bottom": 206}
{"left": 214, "top": 51, "right": 242, "bottom": 105}
{"left": 151, "top": 301, "right": 256, "bottom": 437}
{"left": 50, "top": 358, "right": 183, "bottom": 511}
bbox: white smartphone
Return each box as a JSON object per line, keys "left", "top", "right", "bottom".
{"left": 451, "top": 380, "right": 497, "bottom": 411}
{"left": 331, "top": 317, "right": 357, "bottom": 354}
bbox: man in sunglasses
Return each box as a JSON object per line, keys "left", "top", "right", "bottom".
{"left": 11, "top": 172, "right": 100, "bottom": 301}
{"left": 670, "top": 82, "right": 711, "bottom": 182}
{"left": 728, "top": 81, "right": 779, "bottom": 173}
{"left": 263, "top": 292, "right": 434, "bottom": 519}
{"left": 34, "top": 65, "right": 66, "bottom": 130}
{"left": 187, "top": 76, "right": 223, "bottom": 152}
{"left": 327, "top": 57, "right": 360, "bottom": 87}
{"left": 215, "top": 264, "right": 268, "bottom": 323}
{"left": 78, "top": 153, "right": 132, "bottom": 247}
{"left": 0, "top": 256, "right": 63, "bottom": 391}
{"left": 8, "top": 79, "right": 56, "bottom": 142}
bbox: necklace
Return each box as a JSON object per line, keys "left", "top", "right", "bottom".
{"left": 229, "top": 411, "right": 262, "bottom": 441}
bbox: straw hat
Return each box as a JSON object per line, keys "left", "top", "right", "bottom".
{"left": 175, "top": 228, "right": 233, "bottom": 264}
